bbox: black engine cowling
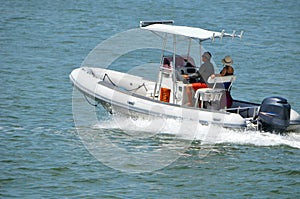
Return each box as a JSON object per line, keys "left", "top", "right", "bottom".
{"left": 257, "top": 97, "right": 291, "bottom": 133}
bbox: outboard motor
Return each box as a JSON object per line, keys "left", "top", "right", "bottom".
{"left": 257, "top": 97, "right": 291, "bottom": 133}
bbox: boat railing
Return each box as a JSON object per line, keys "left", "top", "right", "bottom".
{"left": 226, "top": 106, "right": 260, "bottom": 118}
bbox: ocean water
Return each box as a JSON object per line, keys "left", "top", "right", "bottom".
{"left": 1, "top": 0, "right": 300, "bottom": 198}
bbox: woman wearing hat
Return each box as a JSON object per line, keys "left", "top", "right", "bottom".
{"left": 210, "top": 55, "right": 235, "bottom": 108}
{"left": 211, "top": 55, "right": 234, "bottom": 78}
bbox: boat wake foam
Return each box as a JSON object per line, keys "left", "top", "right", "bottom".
{"left": 95, "top": 115, "right": 300, "bottom": 149}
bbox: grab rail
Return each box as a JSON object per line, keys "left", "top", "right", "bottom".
{"left": 226, "top": 106, "right": 260, "bottom": 118}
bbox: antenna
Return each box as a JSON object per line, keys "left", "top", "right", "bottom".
{"left": 239, "top": 30, "right": 244, "bottom": 39}
{"left": 212, "top": 33, "right": 215, "bottom": 43}
{"left": 220, "top": 30, "right": 225, "bottom": 41}
{"left": 232, "top": 30, "right": 236, "bottom": 39}
{"left": 140, "top": 20, "right": 174, "bottom": 27}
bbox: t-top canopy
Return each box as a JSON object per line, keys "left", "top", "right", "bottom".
{"left": 140, "top": 22, "right": 242, "bottom": 42}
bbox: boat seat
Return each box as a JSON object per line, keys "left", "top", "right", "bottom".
{"left": 207, "top": 75, "right": 236, "bottom": 90}
{"left": 194, "top": 88, "right": 223, "bottom": 108}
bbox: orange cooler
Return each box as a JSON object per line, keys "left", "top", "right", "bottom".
{"left": 160, "top": 87, "right": 171, "bottom": 102}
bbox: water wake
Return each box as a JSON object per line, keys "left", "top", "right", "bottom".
{"left": 95, "top": 115, "right": 300, "bottom": 149}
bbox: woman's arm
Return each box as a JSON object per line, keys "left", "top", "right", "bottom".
{"left": 210, "top": 67, "right": 225, "bottom": 78}
{"left": 219, "top": 67, "right": 227, "bottom": 76}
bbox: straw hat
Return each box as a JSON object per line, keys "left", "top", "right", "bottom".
{"left": 222, "top": 55, "right": 233, "bottom": 65}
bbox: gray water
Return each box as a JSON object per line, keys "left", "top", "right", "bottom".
{"left": 1, "top": 0, "right": 300, "bottom": 198}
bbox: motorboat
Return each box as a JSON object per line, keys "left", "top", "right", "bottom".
{"left": 70, "top": 21, "right": 300, "bottom": 133}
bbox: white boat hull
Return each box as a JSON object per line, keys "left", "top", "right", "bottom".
{"left": 70, "top": 67, "right": 300, "bottom": 133}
